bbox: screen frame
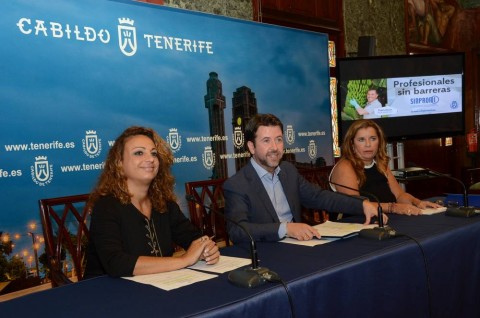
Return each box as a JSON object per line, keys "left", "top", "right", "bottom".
{"left": 336, "top": 52, "right": 465, "bottom": 143}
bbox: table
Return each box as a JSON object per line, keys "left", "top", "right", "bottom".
{"left": 2, "top": 214, "right": 480, "bottom": 318}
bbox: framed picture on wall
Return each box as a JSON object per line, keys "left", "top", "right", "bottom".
{"left": 404, "top": 0, "right": 480, "bottom": 54}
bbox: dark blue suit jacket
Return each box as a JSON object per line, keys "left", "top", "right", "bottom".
{"left": 224, "top": 160, "right": 365, "bottom": 243}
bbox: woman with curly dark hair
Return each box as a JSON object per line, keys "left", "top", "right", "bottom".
{"left": 85, "top": 126, "right": 219, "bottom": 278}
{"left": 330, "top": 120, "right": 440, "bottom": 215}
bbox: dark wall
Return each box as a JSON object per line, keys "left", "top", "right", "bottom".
{"left": 343, "top": 0, "right": 405, "bottom": 56}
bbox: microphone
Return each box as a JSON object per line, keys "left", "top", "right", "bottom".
{"left": 328, "top": 180, "right": 396, "bottom": 240}
{"left": 406, "top": 162, "right": 469, "bottom": 207}
{"left": 406, "top": 163, "right": 477, "bottom": 218}
{"left": 185, "top": 194, "right": 279, "bottom": 287}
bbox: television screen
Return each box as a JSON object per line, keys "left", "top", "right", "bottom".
{"left": 336, "top": 53, "right": 465, "bottom": 142}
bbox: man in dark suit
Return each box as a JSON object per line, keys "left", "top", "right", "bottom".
{"left": 224, "top": 113, "right": 385, "bottom": 243}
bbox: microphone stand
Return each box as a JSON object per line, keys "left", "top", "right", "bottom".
{"left": 425, "top": 169, "right": 477, "bottom": 218}
{"left": 185, "top": 194, "right": 279, "bottom": 287}
{"left": 329, "top": 181, "right": 396, "bottom": 240}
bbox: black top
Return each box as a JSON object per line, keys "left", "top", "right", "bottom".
{"left": 85, "top": 195, "right": 202, "bottom": 278}
{"left": 360, "top": 164, "right": 397, "bottom": 203}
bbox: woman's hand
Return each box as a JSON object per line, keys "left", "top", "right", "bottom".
{"left": 201, "top": 238, "right": 220, "bottom": 265}
{"left": 393, "top": 203, "right": 422, "bottom": 215}
{"left": 182, "top": 236, "right": 220, "bottom": 266}
{"left": 415, "top": 200, "right": 442, "bottom": 209}
{"left": 181, "top": 236, "right": 209, "bottom": 266}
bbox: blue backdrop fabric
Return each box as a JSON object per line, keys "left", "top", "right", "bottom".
{"left": 0, "top": 0, "right": 332, "bottom": 253}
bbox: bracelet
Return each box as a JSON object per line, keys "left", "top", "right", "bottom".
{"left": 387, "top": 202, "right": 395, "bottom": 213}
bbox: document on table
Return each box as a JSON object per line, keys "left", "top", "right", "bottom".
{"left": 280, "top": 236, "right": 340, "bottom": 247}
{"left": 421, "top": 207, "right": 447, "bottom": 215}
{"left": 280, "top": 221, "right": 378, "bottom": 246}
{"left": 313, "top": 221, "right": 377, "bottom": 238}
{"left": 188, "top": 255, "right": 252, "bottom": 274}
{"left": 123, "top": 268, "right": 217, "bottom": 291}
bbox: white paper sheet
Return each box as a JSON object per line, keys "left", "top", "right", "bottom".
{"left": 420, "top": 207, "right": 447, "bottom": 215}
{"left": 313, "top": 221, "right": 377, "bottom": 238}
{"left": 123, "top": 268, "right": 217, "bottom": 291}
{"left": 188, "top": 255, "right": 252, "bottom": 274}
{"left": 279, "top": 237, "right": 339, "bottom": 246}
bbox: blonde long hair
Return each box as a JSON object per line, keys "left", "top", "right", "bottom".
{"left": 341, "top": 120, "right": 390, "bottom": 187}
{"left": 88, "top": 126, "right": 176, "bottom": 212}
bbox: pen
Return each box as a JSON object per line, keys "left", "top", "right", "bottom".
{"left": 201, "top": 235, "right": 215, "bottom": 242}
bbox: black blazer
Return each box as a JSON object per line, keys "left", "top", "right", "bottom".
{"left": 224, "top": 160, "right": 364, "bottom": 243}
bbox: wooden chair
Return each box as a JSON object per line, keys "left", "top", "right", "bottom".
{"left": 39, "top": 194, "right": 90, "bottom": 287}
{"left": 297, "top": 165, "right": 337, "bottom": 223}
{"left": 185, "top": 179, "right": 230, "bottom": 246}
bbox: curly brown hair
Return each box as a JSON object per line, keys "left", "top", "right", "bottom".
{"left": 341, "top": 119, "right": 390, "bottom": 187}
{"left": 88, "top": 126, "right": 176, "bottom": 212}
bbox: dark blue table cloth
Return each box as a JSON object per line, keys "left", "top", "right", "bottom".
{"left": 2, "top": 213, "right": 479, "bottom": 318}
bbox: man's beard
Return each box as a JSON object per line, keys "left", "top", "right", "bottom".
{"left": 258, "top": 150, "right": 282, "bottom": 169}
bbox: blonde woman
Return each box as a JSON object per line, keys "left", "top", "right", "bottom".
{"left": 331, "top": 120, "right": 440, "bottom": 215}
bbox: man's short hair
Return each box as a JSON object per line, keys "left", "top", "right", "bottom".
{"left": 245, "top": 113, "right": 283, "bottom": 143}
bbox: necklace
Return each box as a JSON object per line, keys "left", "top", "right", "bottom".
{"left": 145, "top": 213, "right": 163, "bottom": 257}
{"left": 364, "top": 160, "right": 376, "bottom": 169}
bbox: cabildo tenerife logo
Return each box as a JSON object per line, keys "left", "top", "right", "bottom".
{"left": 31, "top": 156, "right": 53, "bottom": 186}
{"left": 16, "top": 16, "right": 214, "bottom": 57}
{"left": 232, "top": 127, "right": 244, "bottom": 149}
{"left": 82, "top": 130, "right": 102, "bottom": 158}
{"left": 118, "top": 18, "right": 137, "bottom": 56}
{"left": 166, "top": 128, "right": 182, "bottom": 153}
{"left": 308, "top": 140, "right": 317, "bottom": 160}
{"left": 202, "top": 146, "right": 215, "bottom": 170}
{"left": 285, "top": 125, "right": 295, "bottom": 145}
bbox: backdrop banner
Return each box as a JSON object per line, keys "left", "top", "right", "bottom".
{"left": 0, "top": 0, "right": 332, "bottom": 258}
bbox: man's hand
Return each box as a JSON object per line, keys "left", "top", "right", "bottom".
{"left": 363, "top": 200, "right": 388, "bottom": 225}
{"left": 286, "top": 223, "right": 321, "bottom": 241}
{"left": 349, "top": 98, "right": 360, "bottom": 108}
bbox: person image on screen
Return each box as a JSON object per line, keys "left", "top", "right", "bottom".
{"left": 330, "top": 119, "right": 441, "bottom": 215}
{"left": 350, "top": 87, "right": 382, "bottom": 119}
{"left": 223, "top": 113, "right": 385, "bottom": 244}
{"left": 85, "top": 126, "right": 219, "bottom": 278}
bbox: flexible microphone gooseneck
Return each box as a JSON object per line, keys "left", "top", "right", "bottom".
{"left": 406, "top": 163, "right": 477, "bottom": 218}
{"left": 185, "top": 194, "right": 279, "bottom": 288}
{"left": 425, "top": 171, "right": 477, "bottom": 217}
{"left": 328, "top": 181, "right": 396, "bottom": 240}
